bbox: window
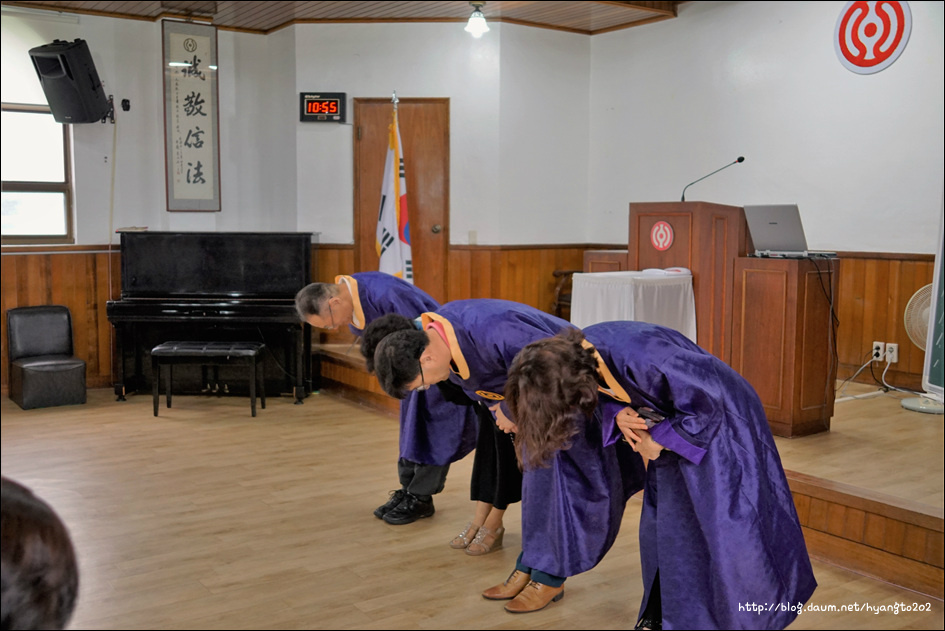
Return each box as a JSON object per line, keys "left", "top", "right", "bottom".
{"left": 1, "top": 103, "right": 74, "bottom": 245}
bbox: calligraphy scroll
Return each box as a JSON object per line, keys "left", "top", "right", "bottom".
{"left": 162, "top": 20, "right": 220, "bottom": 212}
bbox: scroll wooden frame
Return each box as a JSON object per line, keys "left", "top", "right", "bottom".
{"left": 162, "top": 20, "right": 221, "bottom": 212}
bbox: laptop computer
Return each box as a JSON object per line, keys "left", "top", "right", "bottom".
{"left": 743, "top": 204, "right": 813, "bottom": 258}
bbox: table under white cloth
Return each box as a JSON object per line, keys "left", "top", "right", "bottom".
{"left": 570, "top": 269, "right": 698, "bottom": 343}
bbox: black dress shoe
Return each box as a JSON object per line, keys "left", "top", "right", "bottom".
{"left": 373, "top": 489, "right": 406, "bottom": 520}
{"left": 382, "top": 493, "right": 435, "bottom": 525}
{"left": 634, "top": 616, "right": 661, "bottom": 630}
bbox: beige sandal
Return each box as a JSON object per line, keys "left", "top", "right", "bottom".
{"left": 465, "top": 525, "right": 504, "bottom": 556}
{"left": 449, "top": 522, "right": 480, "bottom": 549}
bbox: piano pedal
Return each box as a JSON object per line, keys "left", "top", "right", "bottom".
{"left": 202, "top": 383, "right": 213, "bottom": 394}
{"left": 223, "top": 384, "right": 230, "bottom": 395}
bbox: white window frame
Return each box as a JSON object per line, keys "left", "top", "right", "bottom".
{"left": 1, "top": 102, "right": 74, "bottom": 245}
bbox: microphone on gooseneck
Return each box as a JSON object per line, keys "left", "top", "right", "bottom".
{"left": 680, "top": 156, "right": 745, "bottom": 202}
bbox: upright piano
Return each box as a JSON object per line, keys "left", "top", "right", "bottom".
{"left": 106, "top": 231, "right": 313, "bottom": 402}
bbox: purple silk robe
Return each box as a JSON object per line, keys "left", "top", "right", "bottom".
{"left": 421, "top": 300, "right": 644, "bottom": 578}
{"left": 341, "top": 272, "right": 476, "bottom": 465}
{"left": 517, "top": 409, "right": 645, "bottom": 579}
{"left": 420, "top": 299, "right": 574, "bottom": 406}
{"left": 585, "top": 320, "right": 816, "bottom": 630}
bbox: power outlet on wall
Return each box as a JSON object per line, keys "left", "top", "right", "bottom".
{"left": 885, "top": 343, "right": 899, "bottom": 364}
{"left": 872, "top": 341, "right": 885, "bottom": 361}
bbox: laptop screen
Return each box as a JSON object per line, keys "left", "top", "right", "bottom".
{"left": 743, "top": 204, "right": 809, "bottom": 256}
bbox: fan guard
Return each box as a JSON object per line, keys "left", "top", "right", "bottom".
{"left": 903, "top": 284, "right": 932, "bottom": 350}
{"left": 900, "top": 283, "right": 942, "bottom": 414}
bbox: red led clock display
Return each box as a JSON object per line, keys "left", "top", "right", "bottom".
{"left": 299, "top": 92, "right": 346, "bottom": 123}
{"left": 306, "top": 99, "right": 339, "bottom": 115}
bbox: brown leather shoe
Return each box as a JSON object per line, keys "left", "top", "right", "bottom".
{"left": 482, "top": 569, "right": 531, "bottom": 600}
{"left": 504, "top": 580, "right": 564, "bottom": 613}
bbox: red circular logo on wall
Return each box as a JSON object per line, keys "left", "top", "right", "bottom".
{"left": 835, "top": 1, "right": 911, "bottom": 75}
{"left": 650, "top": 221, "right": 674, "bottom": 252}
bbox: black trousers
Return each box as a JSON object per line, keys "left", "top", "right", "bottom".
{"left": 397, "top": 458, "right": 449, "bottom": 500}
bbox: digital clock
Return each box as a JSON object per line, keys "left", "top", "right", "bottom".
{"left": 300, "top": 92, "right": 346, "bottom": 123}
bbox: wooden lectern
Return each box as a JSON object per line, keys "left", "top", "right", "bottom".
{"left": 583, "top": 201, "right": 836, "bottom": 437}
{"left": 627, "top": 201, "right": 750, "bottom": 363}
{"left": 731, "top": 256, "right": 838, "bottom": 436}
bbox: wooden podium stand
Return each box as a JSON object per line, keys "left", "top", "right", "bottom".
{"left": 627, "top": 201, "right": 750, "bottom": 363}
{"left": 583, "top": 201, "right": 838, "bottom": 437}
{"left": 582, "top": 249, "right": 628, "bottom": 273}
{"left": 731, "top": 256, "right": 838, "bottom": 437}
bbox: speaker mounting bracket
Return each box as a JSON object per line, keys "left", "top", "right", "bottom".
{"left": 101, "top": 94, "right": 115, "bottom": 124}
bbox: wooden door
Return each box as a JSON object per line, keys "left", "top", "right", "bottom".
{"left": 353, "top": 98, "right": 450, "bottom": 303}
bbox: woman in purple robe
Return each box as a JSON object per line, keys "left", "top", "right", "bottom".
{"left": 366, "top": 299, "right": 644, "bottom": 613}
{"left": 504, "top": 322, "right": 817, "bottom": 630}
{"left": 295, "top": 272, "right": 477, "bottom": 525}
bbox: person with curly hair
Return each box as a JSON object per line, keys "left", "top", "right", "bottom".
{"left": 505, "top": 322, "right": 817, "bottom": 630}
{"left": 366, "top": 300, "right": 645, "bottom": 612}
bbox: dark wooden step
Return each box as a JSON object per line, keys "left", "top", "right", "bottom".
{"left": 313, "top": 343, "right": 399, "bottom": 416}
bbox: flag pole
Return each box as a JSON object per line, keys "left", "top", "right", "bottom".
{"left": 376, "top": 88, "right": 413, "bottom": 283}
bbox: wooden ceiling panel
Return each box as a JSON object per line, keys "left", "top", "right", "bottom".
{"left": 216, "top": 3, "right": 288, "bottom": 32}
{"left": 499, "top": 2, "right": 676, "bottom": 34}
{"left": 1, "top": 0, "right": 681, "bottom": 34}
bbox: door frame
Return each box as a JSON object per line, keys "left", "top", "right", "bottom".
{"left": 352, "top": 97, "right": 450, "bottom": 303}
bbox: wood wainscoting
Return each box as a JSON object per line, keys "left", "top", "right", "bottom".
{"left": 835, "top": 252, "right": 934, "bottom": 392}
{"left": 318, "top": 243, "right": 596, "bottom": 312}
{"left": 446, "top": 244, "right": 590, "bottom": 309}
{"left": 1, "top": 245, "right": 935, "bottom": 395}
{"left": 313, "top": 244, "right": 356, "bottom": 284}
{"left": 312, "top": 242, "right": 593, "bottom": 348}
{"left": 1, "top": 245, "right": 120, "bottom": 390}
{"left": 311, "top": 243, "right": 602, "bottom": 403}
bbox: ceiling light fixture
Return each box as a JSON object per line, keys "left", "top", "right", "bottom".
{"left": 464, "top": 1, "right": 490, "bottom": 38}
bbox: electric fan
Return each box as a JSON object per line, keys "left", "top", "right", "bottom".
{"left": 901, "top": 284, "right": 944, "bottom": 414}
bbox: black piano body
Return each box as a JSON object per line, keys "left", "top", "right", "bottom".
{"left": 106, "top": 231, "right": 313, "bottom": 402}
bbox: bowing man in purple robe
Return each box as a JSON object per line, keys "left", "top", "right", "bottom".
{"left": 366, "top": 299, "right": 644, "bottom": 613}
{"left": 295, "top": 272, "right": 477, "bottom": 526}
{"left": 505, "top": 322, "right": 816, "bottom": 630}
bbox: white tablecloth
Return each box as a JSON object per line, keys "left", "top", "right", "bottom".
{"left": 570, "top": 269, "right": 697, "bottom": 343}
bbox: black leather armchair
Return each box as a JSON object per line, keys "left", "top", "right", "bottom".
{"left": 7, "top": 305, "right": 86, "bottom": 410}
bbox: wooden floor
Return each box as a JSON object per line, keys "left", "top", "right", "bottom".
{"left": 1, "top": 386, "right": 942, "bottom": 630}
{"left": 774, "top": 383, "right": 944, "bottom": 508}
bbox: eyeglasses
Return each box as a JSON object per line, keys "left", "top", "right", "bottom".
{"left": 327, "top": 302, "right": 336, "bottom": 329}
{"left": 416, "top": 359, "right": 431, "bottom": 391}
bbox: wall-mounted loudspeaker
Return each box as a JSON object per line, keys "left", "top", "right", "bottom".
{"left": 29, "top": 39, "right": 109, "bottom": 124}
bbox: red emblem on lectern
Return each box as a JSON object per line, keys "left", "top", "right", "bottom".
{"left": 835, "top": 1, "right": 911, "bottom": 75}
{"left": 651, "top": 221, "right": 674, "bottom": 251}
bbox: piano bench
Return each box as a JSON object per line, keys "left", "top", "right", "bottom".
{"left": 151, "top": 341, "right": 266, "bottom": 417}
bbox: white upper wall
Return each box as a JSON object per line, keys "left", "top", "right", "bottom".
{"left": 498, "top": 24, "right": 590, "bottom": 244}
{"left": 291, "top": 22, "right": 502, "bottom": 244}
{"left": 589, "top": 1, "right": 945, "bottom": 253}
{"left": 2, "top": 11, "right": 163, "bottom": 245}
{"left": 291, "top": 21, "right": 591, "bottom": 245}
{"left": 1, "top": 11, "right": 297, "bottom": 239}
{"left": 3, "top": 2, "right": 944, "bottom": 252}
